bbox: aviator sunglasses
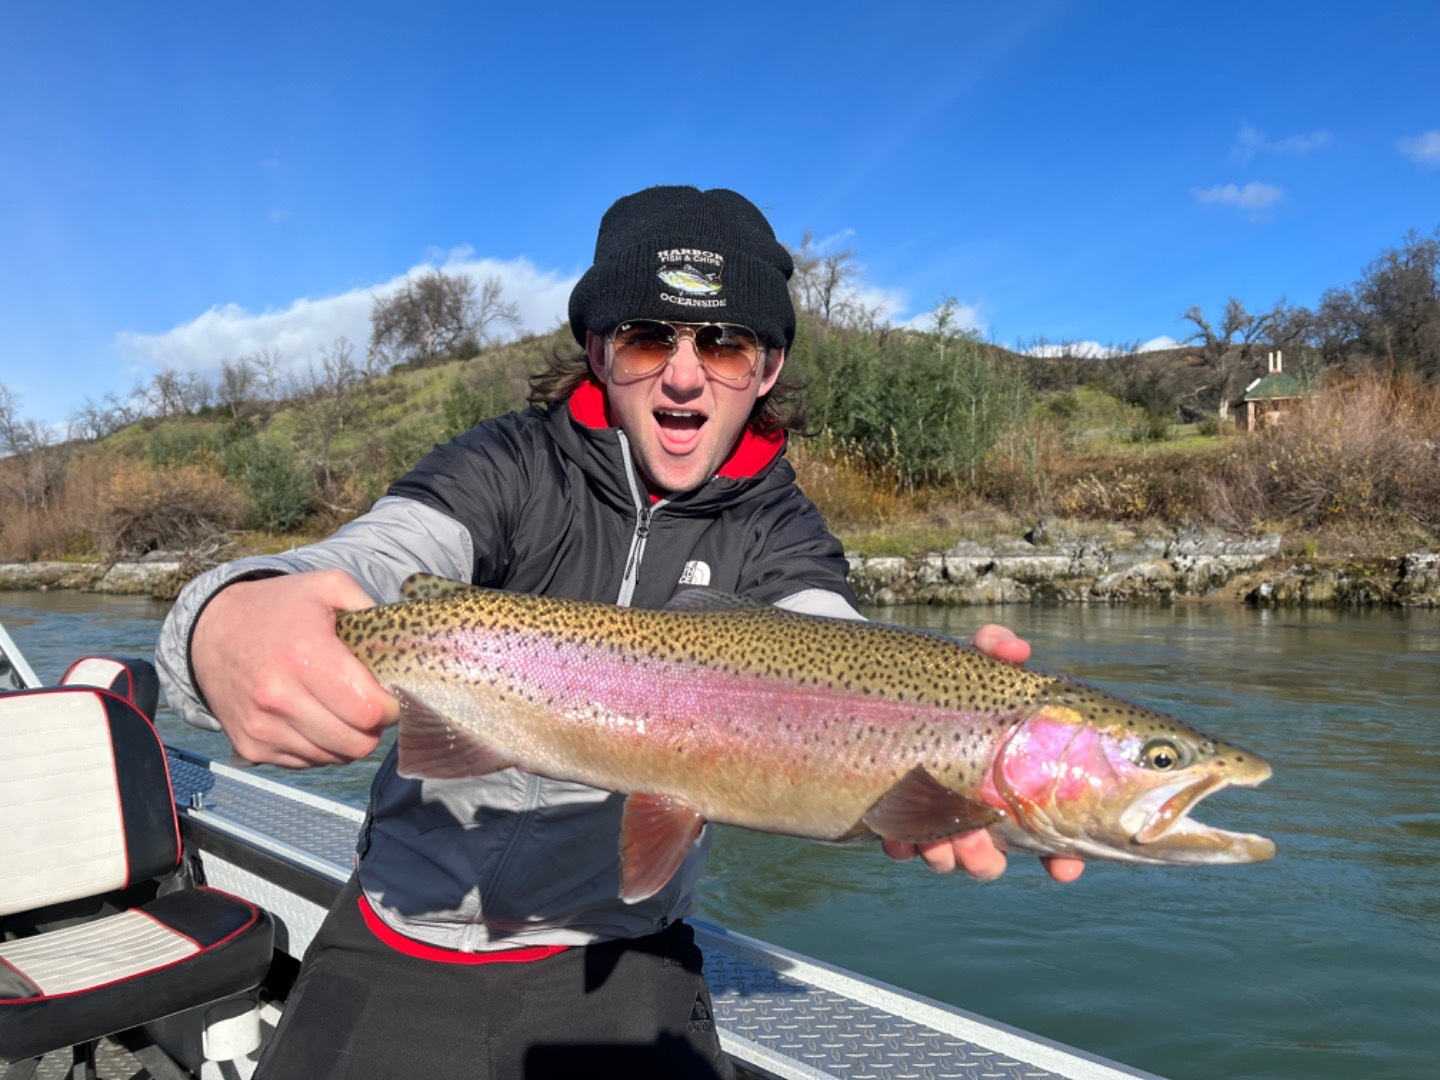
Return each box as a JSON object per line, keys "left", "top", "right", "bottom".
{"left": 608, "top": 319, "right": 765, "bottom": 383}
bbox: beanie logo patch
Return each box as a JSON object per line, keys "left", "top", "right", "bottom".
{"left": 657, "top": 248, "right": 727, "bottom": 309}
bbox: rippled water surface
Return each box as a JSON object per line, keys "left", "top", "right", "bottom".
{"left": 3, "top": 592, "right": 1436, "bottom": 1079}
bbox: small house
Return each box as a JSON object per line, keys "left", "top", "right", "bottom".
{"left": 1232, "top": 351, "right": 1304, "bottom": 432}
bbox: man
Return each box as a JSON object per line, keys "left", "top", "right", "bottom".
{"left": 157, "top": 186, "right": 1081, "bottom": 1079}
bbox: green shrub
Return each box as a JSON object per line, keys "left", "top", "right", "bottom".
{"left": 228, "top": 439, "right": 312, "bottom": 532}
{"left": 145, "top": 425, "right": 223, "bottom": 468}
{"left": 441, "top": 377, "right": 512, "bottom": 439}
{"left": 386, "top": 420, "right": 445, "bottom": 474}
{"left": 801, "top": 326, "right": 1030, "bottom": 490}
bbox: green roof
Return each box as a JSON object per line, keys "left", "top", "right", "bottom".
{"left": 1241, "top": 372, "right": 1304, "bottom": 401}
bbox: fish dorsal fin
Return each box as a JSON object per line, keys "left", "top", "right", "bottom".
{"left": 394, "top": 687, "right": 516, "bottom": 780}
{"left": 663, "top": 587, "right": 768, "bottom": 613}
{"left": 861, "top": 767, "right": 1002, "bottom": 844}
{"left": 618, "top": 793, "right": 706, "bottom": 904}
{"left": 400, "top": 573, "right": 478, "bottom": 602}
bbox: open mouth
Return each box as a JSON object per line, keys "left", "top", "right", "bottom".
{"left": 1127, "top": 775, "right": 1223, "bottom": 844}
{"left": 655, "top": 408, "right": 706, "bottom": 450}
{"left": 1121, "top": 772, "right": 1275, "bottom": 860}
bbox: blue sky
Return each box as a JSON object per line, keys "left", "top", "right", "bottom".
{"left": 3, "top": 1, "right": 1438, "bottom": 428}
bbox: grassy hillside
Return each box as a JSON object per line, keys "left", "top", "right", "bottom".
{"left": 2, "top": 327, "right": 1437, "bottom": 568}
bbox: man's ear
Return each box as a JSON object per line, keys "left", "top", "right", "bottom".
{"left": 757, "top": 347, "right": 785, "bottom": 397}
{"left": 585, "top": 331, "right": 607, "bottom": 383}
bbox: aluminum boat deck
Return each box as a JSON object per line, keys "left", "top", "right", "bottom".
{"left": 164, "top": 747, "right": 1161, "bottom": 1080}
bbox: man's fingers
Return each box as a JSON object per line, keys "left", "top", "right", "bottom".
{"left": 883, "top": 832, "right": 1007, "bottom": 881}
{"left": 312, "top": 567, "right": 384, "bottom": 613}
{"left": 1043, "top": 856, "right": 1085, "bottom": 883}
{"left": 287, "top": 637, "right": 401, "bottom": 735}
{"left": 946, "top": 830, "right": 1006, "bottom": 880}
{"left": 971, "top": 624, "right": 1031, "bottom": 667}
{"left": 882, "top": 838, "right": 918, "bottom": 862}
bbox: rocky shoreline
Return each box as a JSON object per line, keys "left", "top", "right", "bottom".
{"left": 0, "top": 554, "right": 188, "bottom": 599}
{"left": 2, "top": 532, "right": 1438, "bottom": 607}
{"left": 847, "top": 531, "right": 1440, "bottom": 608}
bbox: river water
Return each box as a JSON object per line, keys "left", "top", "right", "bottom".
{"left": 1, "top": 591, "right": 1436, "bottom": 1080}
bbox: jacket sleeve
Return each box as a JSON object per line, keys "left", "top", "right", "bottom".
{"left": 154, "top": 495, "right": 474, "bottom": 731}
{"left": 736, "top": 472, "right": 864, "bottom": 619}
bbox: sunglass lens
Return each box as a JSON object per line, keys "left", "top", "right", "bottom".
{"left": 694, "top": 324, "right": 761, "bottom": 380}
{"left": 612, "top": 321, "right": 677, "bottom": 375}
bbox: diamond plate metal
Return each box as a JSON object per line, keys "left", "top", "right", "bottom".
{"left": 706, "top": 951, "right": 1059, "bottom": 1080}
{"left": 167, "top": 749, "right": 363, "bottom": 870}
{"left": 163, "top": 749, "right": 1158, "bottom": 1080}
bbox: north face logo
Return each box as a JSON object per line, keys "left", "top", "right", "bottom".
{"left": 679, "top": 560, "right": 711, "bottom": 587}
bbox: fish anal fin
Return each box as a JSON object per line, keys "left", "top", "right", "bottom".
{"left": 400, "top": 573, "right": 479, "bottom": 602}
{"left": 618, "top": 793, "right": 706, "bottom": 904}
{"left": 861, "top": 766, "right": 1001, "bottom": 843}
{"left": 394, "top": 687, "right": 515, "bottom": 779}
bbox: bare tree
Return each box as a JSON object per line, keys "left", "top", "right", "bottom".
{"left": 70, "top": 391, "right": 144, "bottom": 441}
{"left": 248, "top": 347, "right": 287, "bottom": 402}
{"left": 0, "top": 384, "right": 33, "bottom": 457}
{"left": 0, "top": 384, "right": 64, "bottom": 512}
{"left": 217, "top": 357, "right": 258, "bottom": 419}
{"left": 369, "top": 271, "right": 520, "bottom": 371}
{"left": 289, "top": 337, "right": 363, "bottom": 494}
{"left": 474, "top": 277, "right": 521, "bottom": 345}
{"left": 1183, "top": 298, "right": 1266, "bottom": 408}
{"left": 134, "top": 368, "right": 212, "bottom": 418}
{"left": 789, "top": 231, "right": 863, "bottom": 327}
{"left": 1355, "top": 227, "right": 1440, "bottom": 376}
{"left": 1312, "top": 286, "right": 1367, "bottom": 368}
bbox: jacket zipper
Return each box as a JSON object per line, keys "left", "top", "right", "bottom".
{"left": 463, "top": 771, "right": 544, "bottom": 952}
{"left": 616, "top": 432, "right": 669, "bottom": 607}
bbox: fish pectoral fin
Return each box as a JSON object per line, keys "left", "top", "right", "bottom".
{"left": 618, "top": 793, "right": 706, "bottom": 905}
{"left": 861, "top": 767, "right": 1002, "bottom": 844}
{"left": 394, "top": 687, "right": 516, "bottom": 780}
{"left": 399, "top": 572, "right": 479, "bottom": 601}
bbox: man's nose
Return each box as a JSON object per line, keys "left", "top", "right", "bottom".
{"left": 661, "top": 334, "right": 707, "bottom": 391}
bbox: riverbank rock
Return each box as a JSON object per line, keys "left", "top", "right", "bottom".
{"left": 1244, "top": 554, "right": 1440, "bottom": 608}
{"left": 3, "top": 535, "right": 1436, "bottom": 608}
{"left": 847, "top": 529, "right": 1438, "bottom": 607}
{"left": 0, "top": 555, "right": 185, "bottom": 597}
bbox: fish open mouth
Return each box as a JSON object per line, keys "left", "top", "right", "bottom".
{"left": 1120, "top": 772, "right": 1275, "bottom": 860}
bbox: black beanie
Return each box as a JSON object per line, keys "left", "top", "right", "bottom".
{"left": 568, "top": 186, "right": 796, "bottom": 351}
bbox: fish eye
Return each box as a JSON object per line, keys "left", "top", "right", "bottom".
{"left": 1141, "top": 739, "right": 1184, "bottom": 770}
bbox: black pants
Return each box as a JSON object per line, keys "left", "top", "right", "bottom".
{"left": 256, "top": 877, "right": 733, "bottom": 1079}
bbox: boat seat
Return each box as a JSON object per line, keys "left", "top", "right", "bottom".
{"left": 60, "top": 654, "right": 160, "bottom": 720}
{"left": 0, "top": 676, "right": 274, "bottom": 1073}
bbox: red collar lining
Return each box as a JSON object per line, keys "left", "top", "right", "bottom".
{"left": 567, "top": 379, "right": 782, "bottom": 490}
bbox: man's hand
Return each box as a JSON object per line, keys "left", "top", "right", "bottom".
{"left": 881, "top": 622, "right": 1085, "bottom": 884}
{"left": 191, "top": 569, "right": 401, "bottom": 769}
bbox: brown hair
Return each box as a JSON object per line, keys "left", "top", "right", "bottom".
{"left": 526, "top": 346, "right": 810, "bottom": 438}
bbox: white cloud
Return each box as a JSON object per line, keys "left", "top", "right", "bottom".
{"left": 894, "top": 298, "right": 984, "bottom": 334}
{"left": 1020, "top": 335, "right": 1179, "bottom": 359}
{"left": 116, "top": 252, "right": 578, "bottom": 376}
{"left": 1193, "top": 181, "right": 1284, "bottom": 211}
{"left": 1233, "top": 124, "right": 1332, "bottom": 162}
{"left": 1398, "top": 130, "right": 1440, "bottom": 167}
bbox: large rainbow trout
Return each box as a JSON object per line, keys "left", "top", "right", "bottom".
{"left": 337, "top": 575, "right": 1274, "bottom": 902}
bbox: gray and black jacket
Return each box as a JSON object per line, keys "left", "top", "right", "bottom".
{"left": 156, "top": 392, "right": 860, "bottom": 952}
